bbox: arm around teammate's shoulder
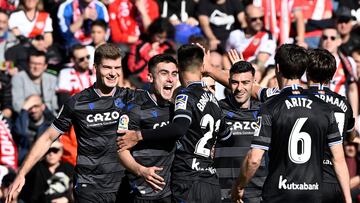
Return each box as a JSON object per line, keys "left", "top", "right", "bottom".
{"left": 6, "top": 127, "right": 61, "bottom": 203}
{"left": 330, "top": 143, "right": 352, "bottom": 203}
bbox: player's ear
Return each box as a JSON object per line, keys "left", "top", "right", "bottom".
{"left": 148, "top": 72, "right": 154, "bottom": 83}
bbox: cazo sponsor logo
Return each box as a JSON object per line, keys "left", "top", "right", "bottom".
{"left": 86, "top": 111, "right": 120, "bottom": 123}
{"left": 278, "top": 175, "right": 319, "bottom": 191}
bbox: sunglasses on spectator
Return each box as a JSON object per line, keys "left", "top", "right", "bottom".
{"left": 322, "top": 35, "right": 337, "bottom": 41}
{"left": 46, "top": 147, "right": 61, "bottom": 154}
{"left": 77, "top": 55, "right": 90, "bottom": 62}
{"left": 249, "top": 16, "right": 263, "bottom": 22}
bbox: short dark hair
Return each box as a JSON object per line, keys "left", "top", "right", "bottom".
{"left": 94, "top": 43, "right": 123, "bottom": 66}
{"left": 28, "top": 49, "right": 47, "bottom": 63}
{"left": 274, "top": 44, "right": 309, "bottom": 79}
{"left": 351, "top": 46, "right": 360, "bottom": 55}
{"left": 307, "top": 48, "right": 336, "bottom": 84}
{"left": 177, "top": 44, "right": 204, "bottom": 72}
{"left": 91, "top": 19, "right": 107, "bottom": 31}
{"left": 148, "top": 54, "right": 177, "bottom": 75}
{"left": 70, "top": 44, "right": 87, "bottom": 58}
{"left": 148, "top": 17, "right": 175, "bottom": 39}
{"left": 230, "top": 61, "right": 255, "bottom": 77}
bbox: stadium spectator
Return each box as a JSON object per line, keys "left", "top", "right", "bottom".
{"left": 13, "top": 94, "right": 54, "bottom": 164}
{"left": 226, "top": 4, "right": 276, "bottom": 72}
{"left": 0, "top": 9, "right": 17, "bottom": 63}
{"left": 127, "top": 17, "right": 175, "bottom": 86}
{"left": 344, "top": 140, "right": 360, "bottom": 203}
{"left": 320, "top": 27, "right": 359, "bottom": 127}
{"left": 302, "top": 0, "right": 333, "bottom": 48}
{"left": 11, "top": 50, "right": 58, "bottom": 115}
{"left": 336, "top": 6, "right": 360, "bottom": 56}
{"left": 86, "top": 19, "right": 108, "bottom": 69}
{"left": 0, "top": 70, "right": 12, "bottom": 119}
{"left": 108, "top": 0, "right": 159, "bottom": 48}
{"left": 57, "top": 0, "right": 109, "bottom": 48}
{"left": 19, "top": 140, "right": 74, "bottom": 203}
{"left": 198, "top": 0, "right": 245, "bottom": 50}
{"left": 339, "top": 0, "right": 360, "bottom": 23}
{"left": 253, "top": 0, "right": 306, "bottom": 47}
{"left": 9, "top": 0, "right": 53, "bottom": 48}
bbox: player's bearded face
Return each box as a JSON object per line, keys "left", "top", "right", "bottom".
{"left": 150, "top": 62, "right": 178, "bottom": 101}
{"left": 97, "top": 58, "right": 122, "bottom": 88}
{"left": 230, "top": 72, "right": 253, "bottom": 106}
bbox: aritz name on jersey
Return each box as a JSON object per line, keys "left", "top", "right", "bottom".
{"left": 314, "top": 94, "right": 348, "bottom": 112}
{"left": 285, "top": 97, "right": 313, "bottom": 109}
{"left": 86, "top": 111, "right": 120, "bottom": 127}
{"left": 278, "top": 175, "right": 319, "bottom": 191}
{"left": 197, "top": 92, "right": 219, "bottom": 112}
{"left": 227, "top": 121, "right": 258, "bottom": 132}
{"left": 153, "top": 121, "right": 169, "bottom": 129}
{"left": 191, "top": 158, "right": 216, "bottom": 174}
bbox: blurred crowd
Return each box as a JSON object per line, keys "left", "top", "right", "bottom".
{"left": 0, "top": 0, "right": 360, "bottom": 202}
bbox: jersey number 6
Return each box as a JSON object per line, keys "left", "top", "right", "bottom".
{"left": 288, "top": 117, "right": 312, "bottom": 164}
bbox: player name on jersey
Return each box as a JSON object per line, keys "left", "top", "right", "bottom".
{"left": 285, "top": 97, "right": 313, "bottom": 109}
{"left": 278, "top": 175, "right": 319, "bottom": 191}
{"left": 314, "top": 94, "right": 348, "bottom": 112}
{"left": 197, "top": 92, "right": 219, "bottom": 112}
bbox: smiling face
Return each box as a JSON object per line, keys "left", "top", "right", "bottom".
{"left": 95, "top": 58, "right": 122, "bottom": 90}
{"left": 230, "top": 71, "right": 254, "bottom": 107}
{"left": 148, "top": 62, "right": 178, "bottom": 101}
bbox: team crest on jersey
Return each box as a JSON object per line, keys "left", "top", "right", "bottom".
{"left": 175, "top": 94, "right": 188, "bottom": 111}
{"left": 114, "top": 98, "right": 125, "bottom": 109}
{"left": 253, "top": 38, "right": 260, "bottom": 46}
{"left": 36, "top": 22, "right": 45, "bottom": 29}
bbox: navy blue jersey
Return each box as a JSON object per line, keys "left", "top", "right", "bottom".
{"left": 52, "top": 85, "right": 134, "bottom": 192}
{"left": 214, "top": 97, "right": 267, "bottom": 202}
{"left": 125, "top": 90, "right": 175, "bottom": 199}
{"left": 308, "top": 85, "right": 354, "bottom": 184}
{"left": 171, "top": 82, "right": 231, "bottom": 183}
{"left": 252, "top": 85, "right": 342, "bottom": 203}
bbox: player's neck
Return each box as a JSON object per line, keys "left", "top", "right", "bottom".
{"left": 94, "top": 83, "right": 116, "bottom": 96}
{"left": 180, "top": 71, "right": 202, "bottom": 87}
{"left": 281, "top": 78, "right": 302, "bottom": 89}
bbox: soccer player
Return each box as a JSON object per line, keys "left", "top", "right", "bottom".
{"left": 231, "top": 44, "right": 351, "bottom": 203}
{"left": 118, "top": 44, "right": 231, "bottom": 202}
{"left": 307, "top": 48, "right": 355, "bottom": 203}
{"left": 118, "top": 54, "right": 178, "bottom": 203}
{"left": 214, "top": 61, "right": 266, "bottom": 203}
{"left": 6, "top": 44, "right": 134, "bottom": 203}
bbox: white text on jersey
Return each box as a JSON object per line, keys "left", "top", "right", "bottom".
{"left": 285, "top": 98, "right": 313, "bottom": 110}
{"left": 197, "top": 92, "right": 219, "bottom": 112}
{"left": 314, "top": 94, "right": 348, "bottom": 112}
{"left": 278, "top": 175, "right": 319, "bottom": 190}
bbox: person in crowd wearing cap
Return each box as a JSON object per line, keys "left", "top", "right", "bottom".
{"left": 336, "top": 6, "right": 360, "bottom": 56}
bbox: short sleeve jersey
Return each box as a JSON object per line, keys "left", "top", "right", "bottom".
{"left": 125, "top": 90, "right": 175, "bottom": 199}
{"left": 171, "top": 82, "right": 230, "bottom": 183}
{"left": 308, "top": 85, "right": 354, "bottom": 183}
{"left": 52, "top": 85, "right": 134, "bottom": 192}
{"left": 214, "top": 97, "right": 267, "bottom": 201}
{"left": 251, "top": 86, "right": 342, "bottom": 203}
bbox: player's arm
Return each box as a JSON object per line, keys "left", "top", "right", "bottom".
{"left": 118, "top": 150, "right": 165, "bottom": 191}
{"left": 117, "top": 117, "right": 191, "bottom": 151}
{"left": 348, "top": 82, "right": 359, "bottom": 129}
{"left": 328, "top": 112, "right": 352, "bottom": 203}
{"left": 231, "top": 148, "right": 265, "bottom": 201}
{"left": 6, "top": 127, "right": 60, "bottom": 203}
{"left": 330, "top": 143, "right": 352, "bottom": 203}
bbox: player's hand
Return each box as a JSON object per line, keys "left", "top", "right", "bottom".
{"left": 231, "top": 183, "right": 244, "bottom": 203}
{"left": 227, "top": 49, "right": 244, "bottom": 65}
{"left": 6, "top": 174, "right": 25, "bottom": 203}
{"left": 209, "top": 39, "right": 220, "bottom": 50}
{"left": 117, "top": 130, "right": 142, "bottom": 151}
{"left": 51, "top": 196, "right": 69, "bottom": 203}
{"left": 139, "top": 166, "right": 165, "bottom": 191}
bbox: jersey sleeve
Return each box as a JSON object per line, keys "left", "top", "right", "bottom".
{"left": 327, "top": 111, "right": 343, "bottom": 147}
{"left": 51, "top": 97, "right": 74, "bottom": 134}
{"left": 217, "top": 117, "right": 232, "bottom": 142}
{"left": 251, "top": 105, "right": 272, "bottom": 151}
{"left": 173, "top": 92, "right": 193, "bottom": 124}
{"left": 127, "top": 103, "right": 141, "bottom": 131}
